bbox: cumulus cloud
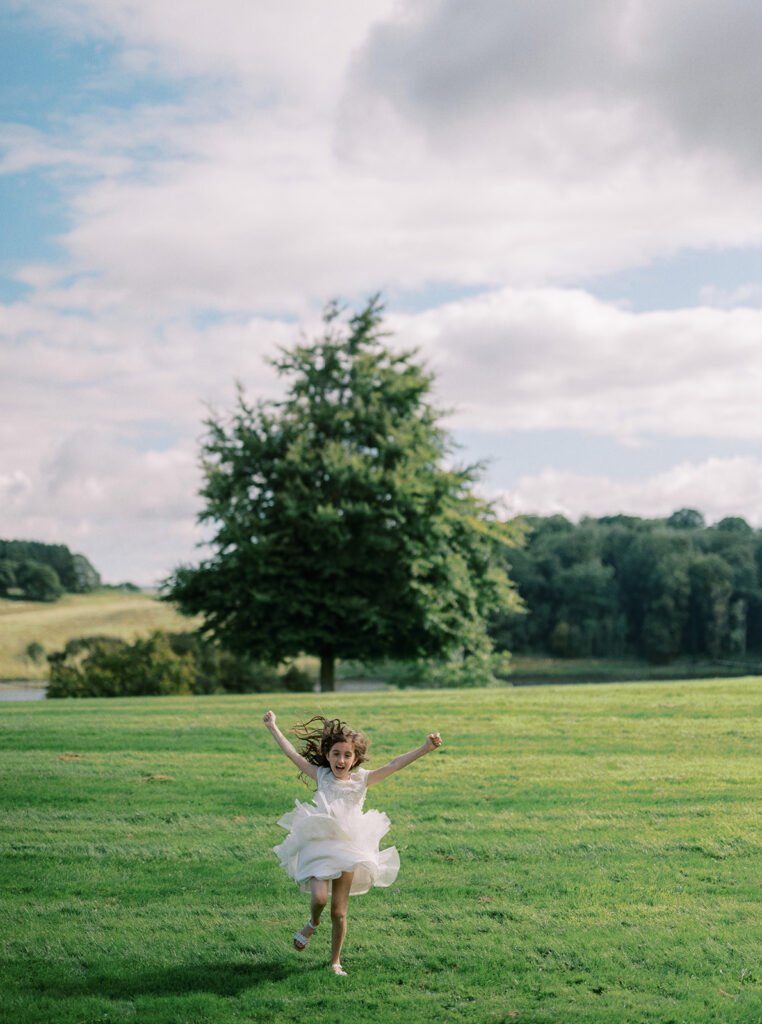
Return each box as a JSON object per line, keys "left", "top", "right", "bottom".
{"left": 9, "top": 107, "right": 759, "bottom": 317}
{"left": 1, "top": 300, "right": 287, "bottom": 436}
{"left": 16, "top": 0, "right": 399, "bottom": 103}
{"left": 3, "top": 0, "right": 761, "bottom": 317}
{"left": 0, "top": 302, "right": 290, "bottom": 581}
{"left": 699, "top": 282, "right": 762, "bottom": 309}
{"left": 499, "top": 456, "right": 762, "bottom": 528}
{"left": 0, "top": 123, "right": 127, "bottom": 177}
{"left": 0, "top": 431, "right": 204, "bottom": 584}
{"left": 397, "top": 287, "right": 762, "bottom": 438}
{"left": 0, "top": 471, "right": 33, "bottom": 504}
{"left": 348, "top": 0, "right": 762, "bottom": 169}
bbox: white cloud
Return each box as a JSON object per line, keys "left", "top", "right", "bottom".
{"left": 3, "top": 0, "right": 762, "bottom": 318}
{"left": 16, "top": 0, "right": 399, "bottom": 104}
{"left": 0, "top": 430, "right": 206, "bottom": 584}
{"left": 1, "top": 301, "right": 287, "bottom": 435}
{"left": 397, "top": 288, "right": 762, "bottom": 438}
{"left": 0, "top": 303, "right": 291, "bottom": 581}
{"left": 499, "top": 456, "right": 762, "bottom": 527}
{"left": 349, "top": 0, "right": 762, "bottom": 169}
{"left": 8, "top": 107, "right": 758, "bottom": 318}
{"left": 0, "top": 470, "right": 33, "bottom": 504}
{"left": 0, "top": 123, "right": 128, "bottom": 177}
{"left": 699, "top": 282, "right": 762, "bottom": 309}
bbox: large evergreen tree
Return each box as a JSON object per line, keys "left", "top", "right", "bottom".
{"left": 165, "top": 298, "right": 513, "bottom": 689}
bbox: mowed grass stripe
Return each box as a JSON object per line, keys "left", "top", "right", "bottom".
{"left": 1, "top": 680, "right": 760, "bottom": 1024}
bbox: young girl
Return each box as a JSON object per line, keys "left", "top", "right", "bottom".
{"left": 263, "top": 710, "right": 442, "bottom": 976}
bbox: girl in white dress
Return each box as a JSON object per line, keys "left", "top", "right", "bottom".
{"left": 263, "top": 711, "right": 442, "bottom": 976}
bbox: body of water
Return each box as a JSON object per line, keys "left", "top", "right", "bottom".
{"left": 0, "top": 682, "right": 46, "bottom": 701}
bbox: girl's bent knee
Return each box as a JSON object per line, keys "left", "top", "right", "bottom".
{"left": 311, "top": 880, "right": 329, "bottom": 904}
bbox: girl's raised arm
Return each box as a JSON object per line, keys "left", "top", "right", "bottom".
{"left": 366, "top": 732, "right": 442, "bottom": 786}
{"left": 263, "top": 711, "right": 318, "bottom": 781}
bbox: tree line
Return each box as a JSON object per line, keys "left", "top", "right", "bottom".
{"left": 491, "top": 509, "right": 762, "bottom": 664}
{"left": 0, "top": 540, "right": 101, "bottom": 602}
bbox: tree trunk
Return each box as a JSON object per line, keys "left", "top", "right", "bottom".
{"left": 319, "top": 651, "right": 336, "bottom": 692}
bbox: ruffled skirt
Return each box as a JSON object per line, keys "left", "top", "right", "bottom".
{"left": 273, "top": 792, "right": 400, "bottom": 895}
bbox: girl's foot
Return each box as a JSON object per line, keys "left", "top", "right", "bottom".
{"left": 293, "top": 919, "right": 318, "bottom": 951}
{"left": 330, "top": 962, "right": 348, "bottom": 976}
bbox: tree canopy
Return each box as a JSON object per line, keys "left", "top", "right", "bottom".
{"left": 0, "top": 540, "right": 100, "bottom": 601}
{"left": 492, "top": 510, "right": 762, "bottom": 663}
{"left": 165, "top": 297, "right": 515, "bottom": 689}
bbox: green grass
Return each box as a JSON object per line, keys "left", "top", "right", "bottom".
{"left": 0, "top": 592, "right": 199, "bottom": 680}
{"left": 1, "top": 681, "right": 761, "bottom": 1023}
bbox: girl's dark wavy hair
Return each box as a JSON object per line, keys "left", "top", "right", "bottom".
{"left": 292, "top": 715, "right": 368, "bottom": 784}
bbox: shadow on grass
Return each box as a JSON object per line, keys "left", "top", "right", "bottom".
{"left": 15, "top": 959, "right": 306, "bottom": 1000}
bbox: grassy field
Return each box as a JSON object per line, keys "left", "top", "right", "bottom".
{"left": 0, "top": 592, "right": 199, "bottom": 680}
{"left": 0, "top": 681, "right": 760, "bottom": 1023}
{"left": 506, "top": 654, "right": 762, "bottom": 684}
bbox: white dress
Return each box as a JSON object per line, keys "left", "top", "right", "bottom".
{"left": 273, "top": 766, "right": 400, "bottom": 895}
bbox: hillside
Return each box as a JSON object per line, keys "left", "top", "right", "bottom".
{"left": 0, "top": 591, "right": 200, "bottom": 680}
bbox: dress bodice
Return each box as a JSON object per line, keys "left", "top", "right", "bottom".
{"left": 316, "top": 766, "right": 369, "bottom": 811}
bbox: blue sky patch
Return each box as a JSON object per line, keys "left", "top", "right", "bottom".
{"left": 0, "top": 170, "right": 68, "bottom": 266}
{"left": 454, "top": 429, "right": 762, "bottom": 491}
{"left": 386, "top": 280, "right": 489, "bottom": 314}
{"left": 117, "top": 420, "right": 185, "bottom": 453}
{"left": 585, "top": 246, "right": 762, "bottom": 311}
{"left": 0, "top": 9, "right": 185, "bottom": 128}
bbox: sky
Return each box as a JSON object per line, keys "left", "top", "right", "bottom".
{"left": 2, "top": 0, "right": 762, "bottom": 585}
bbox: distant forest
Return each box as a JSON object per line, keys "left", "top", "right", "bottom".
{"left": 0, "top": 540, "right": 101, "bottom": 602}
{"left": 492, "top": 509, "right": 762, "bottom": 664}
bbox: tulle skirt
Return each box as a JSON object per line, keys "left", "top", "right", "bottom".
{"left": 273, "top": 791, "right": 400, "bottom": 895}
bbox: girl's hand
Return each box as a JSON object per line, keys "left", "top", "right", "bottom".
{"left": 425, "top": 732, "right": 442, "bottom": 752}
{"left": 263, "top": 710, "right": 276, "bottom": 730}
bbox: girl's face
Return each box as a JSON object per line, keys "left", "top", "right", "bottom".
{"left": 327, "top": 740, "right": 356, "bottom": 778}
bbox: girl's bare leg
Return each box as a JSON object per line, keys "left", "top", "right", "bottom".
{"left": 329, "top": 871, "right": 354, "bottom": 969}
{"left": 295, "top": 879, "right": 327, "bottom": 949}
{"left": 310, "top": 878, "right": 328, "bottom": 928}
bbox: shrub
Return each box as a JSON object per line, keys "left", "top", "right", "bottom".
{"left": 281, "top": 664, "right": 314, "bottom": 692}
{"left": 46, "top": 630, "right": 314, "bottom": 697}
{"left": 164, "top": 632, "right": 302, "bottom": 693}
{"left": 24, "top": 641, "right": 45, "bottom": 664}
{"left": 47, "top": 633, "right": 195, "bottom": 698}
